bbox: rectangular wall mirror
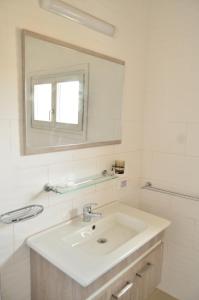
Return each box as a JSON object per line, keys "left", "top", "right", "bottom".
{"left": 22, "top": 30, "right": 125, "bottom": 154}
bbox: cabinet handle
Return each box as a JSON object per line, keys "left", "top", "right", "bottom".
{"left": 136, "top": 262, "right": 153, "bottom": 278}
{"left": 112, "top": 281, "right": 134, "bottom": 299}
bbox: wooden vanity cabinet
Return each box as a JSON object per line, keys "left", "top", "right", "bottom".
{"left": 30, "top": 236, "right": 163, "bottom": 300}
{"left": 135, "top": 244, "right": 163, "bottom": 300}
{"left": 95, "top": 242, "right": 163, "bottom": 300}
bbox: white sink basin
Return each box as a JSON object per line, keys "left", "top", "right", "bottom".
{"left": 27, "top": 202, "right": 170, "bottom": 286}
{"left": 65, "top": 213, "right": 146, "bottom": 255}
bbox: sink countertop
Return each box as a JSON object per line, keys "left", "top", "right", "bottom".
{"left": 27, "top": 202, "right": 170, "bottom": 286}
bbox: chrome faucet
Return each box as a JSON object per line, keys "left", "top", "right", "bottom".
{"left": 83, "top": 203, "right": 102, "bottom": 222}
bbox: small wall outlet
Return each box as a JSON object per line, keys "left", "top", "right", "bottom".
{"left": 120, "top": 179, "right": 128, "bottom": 188}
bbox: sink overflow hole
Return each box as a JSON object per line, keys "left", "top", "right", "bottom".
{"left": 97, "top": 238, "right": 107, "bottom": 244}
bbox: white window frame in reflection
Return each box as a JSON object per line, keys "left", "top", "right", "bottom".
{"left": 30, "top": 69, "right": 88, "bottom": 135}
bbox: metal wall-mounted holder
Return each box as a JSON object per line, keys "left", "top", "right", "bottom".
{"left": 0, "top": 205, "right": 44, "bottom": 224}
{"left": 142, "top": 181, "right": 199, "bottom": 202}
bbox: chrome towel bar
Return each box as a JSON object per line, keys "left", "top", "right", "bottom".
{"left": 142, "top": 182, "right": 199, "bottom": 202}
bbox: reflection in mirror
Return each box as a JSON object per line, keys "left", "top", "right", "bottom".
{"left": 22, "top": 30, "right": 125, "bottom": 154}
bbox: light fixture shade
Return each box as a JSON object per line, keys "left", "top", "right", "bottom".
{"left": 40, "top": 0, "right": 116, "bottom": 36}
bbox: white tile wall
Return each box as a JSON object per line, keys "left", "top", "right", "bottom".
{"left": 160, "top": 241, "right": 199, "bottom": 300}
{"left": 5, "top": 1, "right": 199, "bottom": 300}
{"left": 140, "top": 188, "right": 199, "bottom": 300}
{"left": 0, "top": 0, "right": 147, "bottom": 299}
{"left": 143, "top": 122, "right": 187, "bottom": 154}
{"left": 141, "top": 1, "right": 199, "bottom": 299}
{"left": 186, "top": 123, "right": 199, "bottom": 156}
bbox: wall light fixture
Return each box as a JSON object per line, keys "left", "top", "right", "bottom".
{"left": 40, "top": 0, "right": 116, "bottom": 37}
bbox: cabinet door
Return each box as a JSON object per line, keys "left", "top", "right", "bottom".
{"left": 95, "top": 269, "right": 136, "bottom": 300}
{"left": 135, "top": 243, "right": 163, "bottom": 300}
{"left": 110, "top": 281, "right": 135, "bottom": 300}
{"left": 93, "top": 243, "right": 163, "bottom": 300}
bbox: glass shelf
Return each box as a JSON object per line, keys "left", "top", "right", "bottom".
{"left": 44, "top": 173, "right": 118, "bottom": 194}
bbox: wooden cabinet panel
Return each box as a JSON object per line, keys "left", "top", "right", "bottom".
{"left": 94, "top": 243, "right": 163, "bottom": 300}
{"left": 135, "top": 243, "right": 163, "bottom": 300}
{"left": 30, "top": 240, "right": 163, "bottom": 300}
{"left": 95, "top": 270, "right": 136, "bottom": 300}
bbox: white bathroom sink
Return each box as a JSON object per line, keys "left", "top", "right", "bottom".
{"left": 27, "top": 202, "right": 170, "bottom": 286}
{"left": 64, "top": 213, "right": 146, "bottom": 255}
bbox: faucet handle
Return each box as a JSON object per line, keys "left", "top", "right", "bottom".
{"left": 83, "top": 203, "right": 98, "bottom": 210}
{"left": 83, "top": 203, "right": 98, "bottom": 213}
{"left": 82, "top": 203, "right": 101, "bottom": 222}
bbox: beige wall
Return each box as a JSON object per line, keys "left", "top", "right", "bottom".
{"left": 0, "top": 0, "right": 147, "bottom": 299}
{"left": 141, "top": 1, "right": 199, "bottom": 300}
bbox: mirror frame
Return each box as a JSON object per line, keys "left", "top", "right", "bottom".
{"left": 22, "top": 30, "right": 125, "bottom": 155}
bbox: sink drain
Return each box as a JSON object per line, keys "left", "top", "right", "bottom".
{"left": 97, "top": 238, "right": 107, "bottom": 244}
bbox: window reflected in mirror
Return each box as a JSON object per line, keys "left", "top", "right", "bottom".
{"left": 31, "top": 69, "right": 87, "bottom": 135}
